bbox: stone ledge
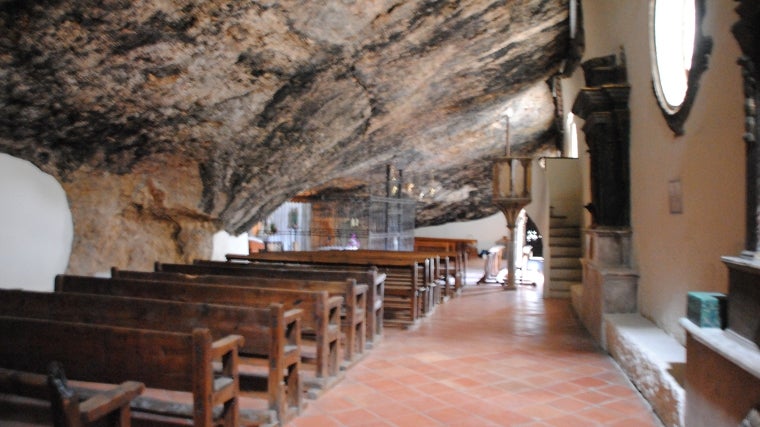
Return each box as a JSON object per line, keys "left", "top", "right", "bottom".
{"left": 605, "top": 313, "right": 685, "bottom": 427}
{"left": 680, "top": 317, "right": 760, "bottom": 379}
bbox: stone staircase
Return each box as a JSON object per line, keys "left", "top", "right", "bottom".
{"left": 547, "top": 211, "right": 582, "bottom": 298}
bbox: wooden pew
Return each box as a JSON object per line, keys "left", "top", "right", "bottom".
{"left": 212, "top": 260, "right": 386, "bottom": 346}
{"left": 55, "top": 275, "right": 343, "bottom": 392}
{"left": 0, "top": 315, "right": 243, "bottom": 427}
{"left": 231, "top": 251, "right": 430, "bottom": 328}
{"left": 415, "top": 236, "right": 477, "bottom": 293}
{"left": 229, "top": 252, "right": 428, "bottom": 325}
{"left": 348, "top": 249, "right": 451, "bottom": 304}
{"left": 200, "top": 255, "right": 386, "bottom": 348}
{"left": 237, "top": 250, "right": 436, "bottom": 308}
{"left": 115, "top": 265, "right": 367, "bottom": 365}
{"left": 0, "top": 365, "right": 144, "bottom": 427}
{"left": 0, "top": 288, "right": 301, "bottom": 426}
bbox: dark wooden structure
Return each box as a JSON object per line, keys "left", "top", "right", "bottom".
{"left": 0, "top": 365, "right": 144, "bottom": 427}
{"left": 55, "top": 275, "right": 342, "bottom": 391}
{"left": 0, "top": 288, "right": 301, "bottom": 426}
{"left": 234, "top": 250, "right": 440, "bottom": 328}
{"left": 116, "top": 266, "right": 367, "bottom": 365}
{"left": 0, "top": 315, "right": 242, "bottom": 427}
{"left": 572, "top": 54, "right": 631, "bottom": 227}
{"left": 196, "top": 260, "right": 387, "bottom": 346}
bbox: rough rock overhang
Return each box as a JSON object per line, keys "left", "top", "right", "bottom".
{"left": 0, "top": 0, "right": 573, "bottom": 271}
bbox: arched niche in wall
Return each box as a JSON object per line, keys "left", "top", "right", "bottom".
{"left": 649, "top": 0, "right": 713, "bottom": 135}
{"left": 0, "top": 153, "right": 73, "bottom": 291}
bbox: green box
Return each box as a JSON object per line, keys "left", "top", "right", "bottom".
{"left": 687, "top": 292, "right": 727, "bottom": 328}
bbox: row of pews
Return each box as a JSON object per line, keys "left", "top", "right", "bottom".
{"left": 0, "top": 237, "right": 474, "bottom": 427}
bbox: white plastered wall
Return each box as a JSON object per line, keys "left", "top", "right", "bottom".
{"left": 211, "top": 230, "right": 249, "bottom": 261}
{"left": 564, "top": 0, "right": 744, "bottom": 342}
{"left": 0, "top": 153, "right": 73, "bottom": 291}
{"left": 415, "top": 213, "right": 507, "bottom": 253}
{"left": 415, "top": 158, "right": 550, "bottom": 258}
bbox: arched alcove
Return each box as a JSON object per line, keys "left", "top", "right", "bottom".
{"left": 0, "top": 153, "right": 73, "bottom": 291}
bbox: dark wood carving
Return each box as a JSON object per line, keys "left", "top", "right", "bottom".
{"left": 732, "top": 0, "right": 760, "bottom": 254}
{"left": 572, "top": 54, "right": 631, "bottom": 227}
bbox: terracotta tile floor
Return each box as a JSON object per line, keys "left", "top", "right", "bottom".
{"left": 285, "top": 265, "right": 663, "bottom": 427}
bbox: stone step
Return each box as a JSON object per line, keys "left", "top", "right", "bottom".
{"left": 552, "top": 246, "right": 582, "bottom": 257}
{"left": 550, "top": 226, "right": 580, "bottom": 238}
{"left": 550, "top": 236, "right": 581, "bottom": 247}
{"left": 549, "top": 268, "right": 582, "bottom": 281}
{"left": 547, "top": 279, "right": 576, "bottom": 291}
{"left": 546, "top": 280, "right": 579, "bottom": 298}
{"left": 549, "top": 217, "right": 571, "bottom": 228}
{"left": 546, "top": 288, "right": 572, "bottom": 299}
{"left": 552, "top": 257, "right": 581, "bottom": 268}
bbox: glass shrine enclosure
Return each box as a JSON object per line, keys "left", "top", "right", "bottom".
{"left": 255, "top": 166, "right": 418, "bottom": 251}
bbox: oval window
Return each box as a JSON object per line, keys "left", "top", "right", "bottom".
{"left": 649, "top": 0, "right": 711, "bottom": 135}
{"left": 652, "top": 0, "right": 695, "bottom": 111}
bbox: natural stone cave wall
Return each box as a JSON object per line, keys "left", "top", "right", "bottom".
{"left": 0, "top": 0, "right": 571, "bottom": 274}
{"left": 63, "top": 155, "right": 218, "bottom": 273}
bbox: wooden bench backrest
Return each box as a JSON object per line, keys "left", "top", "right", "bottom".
{"left": 112, "top": 269, "right": 366, "bottom": 363}
{"left": 414, "top": 236, "right": 476, "bottom": 251}
{"left": 345, "top": 250, "right": 451, "bottom": 278}
{"left": 0, "top": 288, "right": 298, "bottom": 424}
{"left": 0, "top": 315, "right": 215, "bottom": 392}
{"left": 56, "top": 274, "right": 342, "bottom": 380}
{"left": 253, "top": 249, "right": 441, "bottom": 262}
{"left": 0, "top": 288, "right": 286, "bottom": 359}
{"left": 351, "top": 249, "right": 451, "bottom": 260}
{"left": 171, "top": 261, "right": 364, "bottom": 285}
{"left": 56, "top": 275, "right": 336, "bottom": 330}
{"left": 196, "top": 260, "right": 386, "bottom": 288}
{"left": 118, "top": 267, "right": 358, "bottom": 295}
{"left": 240, "top": 250, "right": 425, "bottom": 267}
{"left": 185, "top": 261, "right": 386, "bottom": 343}
{"left": 414, "top": 239, "right": 456, "bottom": 253}
{"left": 232, "top": 251, "right": 437, "bottom": 285}
{"left": 0, "top": 315, "right": 242, "bottom": 426}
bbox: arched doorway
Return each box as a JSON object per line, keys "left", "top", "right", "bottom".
{"left": 0, "top": 153, "right": 73, "bottom": 291}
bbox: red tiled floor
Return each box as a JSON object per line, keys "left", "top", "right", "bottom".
{"left": 284, "top": 265, "right": 663, "bottom": 427}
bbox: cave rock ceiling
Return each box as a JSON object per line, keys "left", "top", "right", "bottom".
{"left": 1, "top": 0, "right": 574, "bottom": 271}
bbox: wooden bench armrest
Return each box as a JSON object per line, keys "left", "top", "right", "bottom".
{"left": 79, "top": 381, "right": 145, "bottom": 423}
{"left": 211, "top": 334, "right": 245, "bottom": 358}
{"left": 355, "top": 284, "right": 368, "bottom": 314}
{"left": 374, "top": 273, "right": 387, "bottom": 285}
{"left": 327, "top": 295, "right": 344, "bottom": 326}
{"left": 0, "top": 367, "right": 144, "bottom": 423}
{"left": 283, "top": 308, "right": 303, "bottom": 349}
{"left": 211, "top": 333, "right": 245, "bottom": 391}
{"left": 355, "top": 284, "right": 369, "bottom": 296}
{"left": 204, "top": 332, "right": 243, "bottom": 421}
{"left": 375, "top": 278, "right": 385, "bottom": 300}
